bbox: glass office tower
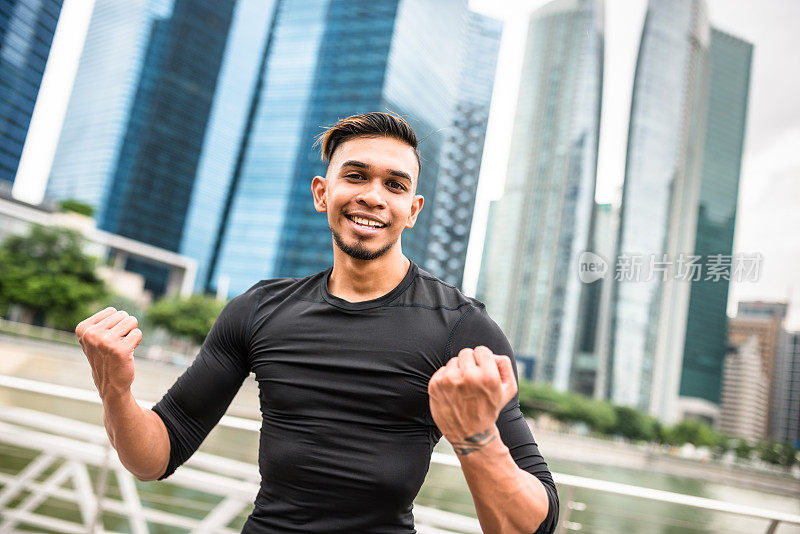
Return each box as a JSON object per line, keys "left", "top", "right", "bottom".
{"left": 0, "top": 0, "right": 63, "bottom": 186}
{"left": 774, "top": 331, "right": 800, "bottom": 445}
{"left": 607, "top": 0, "right": 711, "bottom": 417}
{"left": 678, "top": 29, "right": 752, "bottom": 418}
{"left": 477, "top": 0, "right": 603, "bottom": 390}
{"left": 208, "top": 0, "right": 467, "bottom": 296}
{"left": 46, "top": 0, "right": 238, "bottom": 294}
{"left": 426, "top": 12, "right": 502, "bottom": 289}
{"left": 47, "top": 0, "right": 159, "bottom": 209}
{"left": 179, "top": 0, "right": 276, "bottom": 293}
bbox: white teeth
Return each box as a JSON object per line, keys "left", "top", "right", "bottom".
{"left": 351, "top": 216, "right": 384, "bottom": 228}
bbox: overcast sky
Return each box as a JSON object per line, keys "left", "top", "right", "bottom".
{"left": 465, "top": 0, "right": 800, "bottom": 329}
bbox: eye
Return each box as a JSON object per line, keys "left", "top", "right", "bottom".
{"left": 387, "top": 180, "right": 406, "bottom": 191}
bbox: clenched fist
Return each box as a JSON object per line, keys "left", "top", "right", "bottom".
{"left": 75, "top": 307, "right": 143, "bottom": 401}
{"left": 428, "top": 345, "right": 517, "bottom": 455}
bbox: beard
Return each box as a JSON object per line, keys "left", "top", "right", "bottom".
{"left": 331, "top": 226, "right": 396, "bottom": 261}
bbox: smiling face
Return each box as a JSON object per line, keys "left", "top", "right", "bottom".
{"left": 312, "top": 136, "right": 424, "bottom": 262}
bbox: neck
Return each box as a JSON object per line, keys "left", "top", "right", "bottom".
{"left": 328, "top": 245, "right": 410, "bottom": 302}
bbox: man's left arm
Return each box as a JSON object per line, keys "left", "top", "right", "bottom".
{"left": 429, "top": 306, "right": 558, "bottom": 534}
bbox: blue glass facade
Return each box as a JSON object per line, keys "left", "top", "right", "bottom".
{"left": 99, "top": 0, "right": 235, "bottom": 252}
{"left": 679, "top": 29, "right": 752, "bottom": 406}
{"left": 273, "top": 0, "right": 400, "bottom": 277}
{"left": 47, "top": 0, "right": 161, "bottom": 209}
{"left": 426, "top": 12, "right": 502, "bottom": 289}
{"left": 0, "top": 0, "right": 63, "bottom": 185}
{"left": 208, "top": 0, "right": 334, "bottom": 294}
{"left": 47, "top": 0, "right": 237, "bottom": 295}
{"left": 210, "top": 0, "right": 467, "bottom": 296}
{"left": 379, "top": 0, "right": 466, "bottom": 269}
{"left": 179, "top": 0, "right": 276, "bottom": 292}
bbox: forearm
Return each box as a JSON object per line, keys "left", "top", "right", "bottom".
{"left": 102, "top": 391, "right": 170, "bottom": 481}
{"left": 457, "top": 427, "right": 550, "bottom": 534}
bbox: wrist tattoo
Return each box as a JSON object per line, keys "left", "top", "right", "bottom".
{"left": 451, "top": 428, "right": 496, "bottom": 456}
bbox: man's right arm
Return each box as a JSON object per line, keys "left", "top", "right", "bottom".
{"left": 76, "top": 307, "right": 170, "bottom": 481}
{"left": 102, "top": 391, "right": 170, "bottom": 481}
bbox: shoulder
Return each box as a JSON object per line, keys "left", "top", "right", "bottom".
{"left": 220, "top": 271, "right": 326, "bottom": 323}
{"left": 237, "top": 270, "right": 328, "bottom": 307}
{"left": 400, "top": 266, "right": 508, "bottom": 356}
{"left": 400, "top": 265, "right": 484, "bottom": 313}
{"left": 407, "top": 269, "right": 510, "bottom": 358}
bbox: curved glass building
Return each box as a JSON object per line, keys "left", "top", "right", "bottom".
{"left": 477, "top": 0, "right": 604, "bottom": 390}
{"left": 608, "top": 0, "right": 711, "bottom": 416}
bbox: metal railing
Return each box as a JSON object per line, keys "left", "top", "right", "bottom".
{"left": 0, "top": 405, "right": 480, "bottom": 534}
{"left": 0, "top": 319, "right": 76, "bottom": 346}
{"left": 1, "top": 375, "right": 799, "bottom": 534}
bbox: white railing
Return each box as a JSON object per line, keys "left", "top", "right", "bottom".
{"left": 0, "top": 319, "right": 76, "bottom": 346}
{"left": 0, "top": 406, "right": 480, "bottom": 534}
{"left": 1, "top": 375, "right": 799, "bottom": 534}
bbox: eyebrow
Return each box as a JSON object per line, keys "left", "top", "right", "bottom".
{"left": 341, "top": 160, "right": 413, "bottom": 184}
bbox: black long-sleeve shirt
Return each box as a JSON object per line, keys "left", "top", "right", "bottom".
{"left": 152, "top": 261, "right": 559, "bottom": 533}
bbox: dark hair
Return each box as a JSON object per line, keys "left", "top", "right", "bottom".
{"left": 315, "top": 112, "right": 421, "bottom": 172}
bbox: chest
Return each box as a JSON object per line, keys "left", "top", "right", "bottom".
{"left": 248, "top": 303, "right": 448, "bottom": 425}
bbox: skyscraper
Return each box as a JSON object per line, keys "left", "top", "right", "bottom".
{"left": 178, "top": 0, "right": 276, "bottom": 293}
{"left": 728, "top": 300, "right": 787, "bottom": 437}
{"left": 773, "top": 330, "right": 800, "bottom": 445}
{"left": 48, "top": 0, "right": 165, "bottom": 209}
{"left": 575, "top": 202, "right": 617, "bottom": 398}
{"left": 46, "top": 0, "right": 239, "bottom": 294}
{"left": 477, "top": 0, "right": 604, "bottom": 390}
{"left": 719, "top": 336, "right": 769, "bottom": 439}
{"left": 207, "top": 0, "right": 468, "bottom": 296}
{"left": 678, "top": 29, "right": 752, "bottom": 422}
{"left": 425, "top": 12, "right": 502, "bottom": 289}
{"left": 0, "top": 0, "right": 63, "bottom": 186}
{"left": 607, "top": 0, "right": 711, "bottom": 417}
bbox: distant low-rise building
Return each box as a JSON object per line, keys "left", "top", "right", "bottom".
{"left": 727, "top": 301, "right": 787, "bottom": 438}
{"left": 0, "top": 189, "right": 196, "bottom": 308}
{"left": 719, "top": 336, "right": 769, "bottom": 439}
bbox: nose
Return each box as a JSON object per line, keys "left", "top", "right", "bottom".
{"left": 355, "top": 179, "right": 387, "bottom": 209}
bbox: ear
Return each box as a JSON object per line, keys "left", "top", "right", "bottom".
{"left": 311, "top": 176, "right": 327, "bottom": 213}
{"left": 405, "top": 194, "right": 424, "bottom": 229}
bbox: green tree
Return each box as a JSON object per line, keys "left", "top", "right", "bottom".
{"left": 584, "top": 400, "right": 617, "bottom": 433}
{"left": 516, "top": 381, "right": 617, "bottom": 434}
{"left": 0, "top": 225, "right": 107, "bottom": 330}
{"left": 557, "top": 394, "right": 617, "bottom": 433}
{"left": 777, "top": 442, "right": 798, "bottom": 469}
{"left": 669, "top": 419, "right": 718, "bottom": 447}
{"left": 612, "top": 406, "right": 655, "bottom": 442}
{"left": 759, "top": 441, "right": 782, "bottom": 465}
{"left": 58, "top": 199, "right": 94, "bottom": 217}
{"left": 712, "top": 434, "right": 735, "bottom": 459}
{"left": 734, "top": 439, "right": 754, "bottom": 461}
{"left": 517, "top": 381, "right": 566, "bottom": 418}
{"left": 146, "top": 294, "right": 226, "bottom": 345}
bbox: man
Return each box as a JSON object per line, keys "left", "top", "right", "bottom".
{"left": 76, "top": 112, "right": 559, "bottom": 533}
